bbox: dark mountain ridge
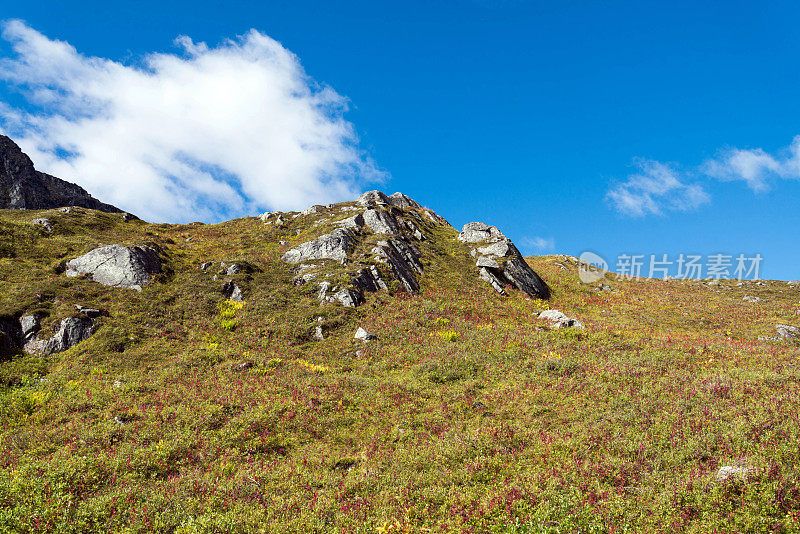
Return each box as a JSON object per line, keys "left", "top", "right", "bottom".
{"left": 0, "top": 135, "right": 121, "bottom": 213}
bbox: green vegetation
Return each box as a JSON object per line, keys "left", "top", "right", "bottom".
{"left": 1, "top": 206, "right": 799, "bottom": 533}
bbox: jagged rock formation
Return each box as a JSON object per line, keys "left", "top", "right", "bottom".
{"left": 280, "top": 191, "right": 550, "bottom": 307}
{"left": 282, "top": 191, "right": 437, "bottom": 307}
{"left": 66, "top": 244, "right": 161, "bottom": 290}
{"left": 0, "top": 135, "right": 122, "bottom": 212}
{"left": 459, "top": 222, "right": 550, "bottom": 299}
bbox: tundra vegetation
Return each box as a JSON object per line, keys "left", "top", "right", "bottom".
{"left": 0, "top": 203, "right": 799, "bottom": 533}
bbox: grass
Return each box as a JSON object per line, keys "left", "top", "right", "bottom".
{"left": 0, "top": 207, "right": 799, "bottom": 532}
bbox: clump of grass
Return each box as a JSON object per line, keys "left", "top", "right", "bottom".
{"left": 436, "top": 330, "right": 460, "bottom": 342}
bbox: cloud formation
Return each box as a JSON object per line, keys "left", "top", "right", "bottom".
{"left": 703, "top": 136, "right": 800, "bottom": 192}
{"left": 522, "top": 236, "right": 555, "bottom": 252}
{"left": 608, "top": 137, "right": 800, "bottom": 217}
{"left": 0, "top": 20, "right": 384, "bottom": 222}
{"left": 606, "top": 159, "right": 710, "bottom": 217}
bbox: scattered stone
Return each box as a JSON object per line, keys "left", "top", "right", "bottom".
{"left": 66, "top": 244, "right": 161, "bottom": 290}
{"left": 743, "top": 296, "right": 761, "bottom": 303}
{"left": 539, "top": 309, "right": 584, "bottom": 329}
{"left": 231, "top": 361, "right": 253, "bottom": 372}
{"left": 74, "top": 305, "right": 103, "bottom": 318}
{"left": 121, "top": 212, "right": 137, "bottom": 222}
{"left": 776, "top": 324, "right": 799, "bottom": 340}
{"left": 222, "top": 280, "right": 243, "bottom": 302}
{"left": 30, "top": 217, "right": 53, "bottom": 232}
{"left": 258, "top": 211, "right": 273, "bottom": 222}
{"left": 716, "top": 465, "right": 754, "bottom": 482}
{"left": 317, "top": 281, "right": 332, "bottom": 302}
{"left": 19, "top": 314, "right": 42, "bottom": 342}
{"left": 301, "top": 205, "right": 324, "bottom": 216}
{"left": 314, "top": 325, "right": 324, "bottom": 340}
{"left": 281, "top": 229, "right": 357, "bottom": 264}
{"left": 354, "top": 327, "right": 378, "bottom": 341}
{"left": 58, "top": 207, "right": 72, "bottom": 213}
{"left": 199, "top": 262, "right": 212, "bottom": 271}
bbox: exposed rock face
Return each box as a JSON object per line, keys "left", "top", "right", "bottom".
{"left": 372, "top": 239, "right": 423, "bottom": 293}
{"left": 459, "top": 222, "right": 550, "bottom": 299}
{"left": 281, "top": 229, "right": 357, "bottom": 264}
{"left": 25, "top": 317, "right": 95, "bottom": 355}
{"left": 66, "top": 244, "right": 161, "bottom": 290}
{"left": 363, "top": 209, "right": 401, "bottom": 235}
{"left": 30, "top": 218, "right": 53, "bottom": 232}
{"left": 387, "top": 192, "right": 421, "bottom": 209}
{"left": 0, "top": 135, "right": 122, "bottom": 212}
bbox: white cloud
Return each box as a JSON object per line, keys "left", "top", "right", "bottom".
{"left": 0, "top": 20, "right": 385, "bottom": 222}
{"left": 703, "top": 136, "right": 800, "bottom": 192}
{"left": 606, "top": 159, "right": 710, "bottom": 217}
{"left": 522, "top": 236, "right": 555, "bottom": 252}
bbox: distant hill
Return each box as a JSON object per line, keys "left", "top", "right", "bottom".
{"left": 0, "top": 135, "right": 121, "bottom": 213}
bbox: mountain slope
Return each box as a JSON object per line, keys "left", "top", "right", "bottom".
{"left": 0, "top": 135, "right": 122, "bottom": 213}
{"left": 0, "top": 200, "right": 799, "bottom": 533}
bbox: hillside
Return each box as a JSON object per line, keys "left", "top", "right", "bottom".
{"left": 1, "top": 196, "right": 799, "bottom": 533}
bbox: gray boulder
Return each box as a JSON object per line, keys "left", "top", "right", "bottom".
{"left": 458, "top": 222, "right": 506, "bottom": 243}
{"left": 539, "top": 309, "right": 583, "bottom": 329}
{"left": 281, "top": 229, "right": 357, "bottom": 264}
{"left": 66, "top": 244, "right": 161, "bottom": 290}
{"left": 354, "top": 327, "right": 378, "bottom": 341}
{"left": 335, "top": 288, "right": 363, "bottom": 308}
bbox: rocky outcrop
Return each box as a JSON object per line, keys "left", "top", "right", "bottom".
{"left": 66, "top": 244, "right": 161, "bottom": 290}
{"left": 222, "top": 280, "right": 243, "bottom": 302}
{"left": 281, "top": 229, "right": 357, "bottom": 264}
{"left": 26, "top": 317, "right": 94, "bottom": 355}
{"left": 283, "top": 192, "right": 433, "bottom": 307}
{"left": 0, "top": 135, "right": 122, "bottom": 212}
{"left": 459, "top": 222, "right": 550, "bottom": 299}
{"left": 354, "top": 327, "right": 378, "bottom": 341}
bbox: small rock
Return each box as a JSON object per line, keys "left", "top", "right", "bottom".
{"left": 222, "top": 281, "right": 243, "bottom": 302}
{"left": 199, "top": 262, "right": 212, "bottom": 271}
{"left": 354, "top": 327, "right": 377, "bottom": 341}
{"left": 25, "top": 317, "right": 94, "bottom": 355}
{"left": 231, "top": 361, "right": 253, "bottom": 372}
{"left": 121, "top": 212, "right": 137, "bottom": 221}
{"left": 31, "top": 217, "right": 53, "bottom": 232}
{"left": 538, "top": 309, "right": 584, "bottom": 329}
{"left": 58, "top": 207, "right": 72, "bottom": 213}
{"left": 775, "top": 324, "right": 799, "bottom": 340}
{"left": 74, "top": 305, "right": 103, "bottom": 318}
{"left": 314, "top": 325, "right": 324, "bottom": 340}
{"left": 716, "top": 465, "right": 754, "bottom": 482}
{"left": 743, "top": 296, "right": 761, "bottom": 303}
{"left": 335, "top": 288, "right": 363, "bottom": 308}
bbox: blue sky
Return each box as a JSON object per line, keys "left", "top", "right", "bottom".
{"left": 1, "top": 1, "right": 799, "bottom": 280}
